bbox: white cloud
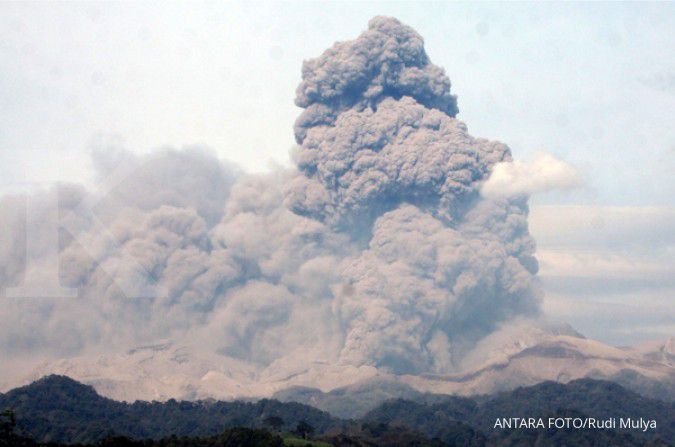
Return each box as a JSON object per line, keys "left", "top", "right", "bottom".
{"left": 481, "top": 153, "right": 582, "bottom": 199}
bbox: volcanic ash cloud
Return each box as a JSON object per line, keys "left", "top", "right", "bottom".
{"left": 286, "top": 16, "right": 541, "bottom": 372}
{"left": 0, "top": 17, "right": 542, "bottom": 378}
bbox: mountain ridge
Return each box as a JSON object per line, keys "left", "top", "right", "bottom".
{"left": 3, "top": 332, "right": 673, "bottom": 421}
{"left": 1, "top": 375, "right": 673, "bottom": 445}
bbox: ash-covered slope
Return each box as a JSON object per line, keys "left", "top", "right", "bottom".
{"left": 9, "top": 333, "right": 673, "bottom": 417}
{"left": 401, "top": 334, "right": 675, "bottom": 401}
{"left": 274, "top": 333, "right": 675, "bottom": 418}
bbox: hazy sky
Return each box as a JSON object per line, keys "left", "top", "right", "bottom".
{"left": 1, "top": 1, "right": 674, "bottom": 344}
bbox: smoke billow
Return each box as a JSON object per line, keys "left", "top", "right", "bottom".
{"left": 0, "top": 17, "right": 542, "bottom": 379}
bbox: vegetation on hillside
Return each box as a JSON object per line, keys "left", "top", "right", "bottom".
{"left": 1, "top": 375, "right": 673, "bottom": 446}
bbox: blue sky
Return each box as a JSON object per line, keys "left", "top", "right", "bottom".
{"left": 0, "top": 1, "right": 673, "bottom": 344}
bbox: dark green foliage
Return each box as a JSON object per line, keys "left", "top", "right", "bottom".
{"left": 363, "top": 378, "right": 674, "bottom": 444}
{"left": 362, "top": 396, "right": 483, "bottom": 446}
{"left": 0, "top": 376, "right": 337, "bottom": 444}
{"left": 97, "top": 435, "right": 145, "bottom": 446}
{"left": 294, "top": 421, "right": 314, "bottom": 439}
{"left": 142, "top": 427, "right": 284, "bottom": 446}
{"left": 479, "top": 379, "right": 674, "bottom": 442}
{"left": 0, "top": 426, "right": 284, "bottom": 447}
{"left": 322, "top": 422, "right": 479, "bottom": 447}
{"left": 1, "top": 408, "right": 34, "bottom": 447}
{"left": 0, "top": 410, "right": 16, "bottom": 439}
{"left": 486, "top": 409, "right": 669, "bottom": 447}
{"left": 2, "top": 376, "right": 673, "bottom": 446}
{"left": 263, "top": 416, "right": 284, "bottom": 432}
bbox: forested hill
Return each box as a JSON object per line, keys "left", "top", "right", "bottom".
{"left": 0, "top": 376, "right": 339, "bottom": 444}
{"left": 364, "top": 379, "right": 675, "bottom": 444}
{"left": 1, "top": 375, "right": 673, "bottom": 446}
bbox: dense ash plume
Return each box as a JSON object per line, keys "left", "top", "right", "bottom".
{"left": 0, "top": 17, "right": 541, "bottom": 378}
{"left": 286, "top": 96, "right": 511, "bottom": 229}
{"left": 293, "top": 16, "right": 458, "bottom": 145}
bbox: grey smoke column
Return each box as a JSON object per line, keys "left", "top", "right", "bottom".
{"left": 0, "top": 16, "right": 542, "bottom": 379}
{"left": 287, "top": 16, "right": 541, "bottom": 373}
{"left": 294, "top": 16, "right": 459, "bottom": 141}
{"left": 287, "top": 17, "right": 509, "bottom": 229}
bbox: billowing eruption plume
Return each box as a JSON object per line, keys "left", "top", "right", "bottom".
{"left": 293, "top": 15, "right": 458, "bottom": 146}
{"left": 0, "top": 17, "right": 541, "bottom": 380}
{"left": 286, "top": 17, "right": 540, "bottom": 372}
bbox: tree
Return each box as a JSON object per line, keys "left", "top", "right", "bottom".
{"left": 294, "top": 420, "right": 314, "bottom": 440}
{"left": 263, "top": 415, "right": 284, "bottom": 432}
{"left": 0, "top": 410, "right": 26, "bottom": 447}
{"left": 0, "top": 410, "right": 16, "bottom": 439}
